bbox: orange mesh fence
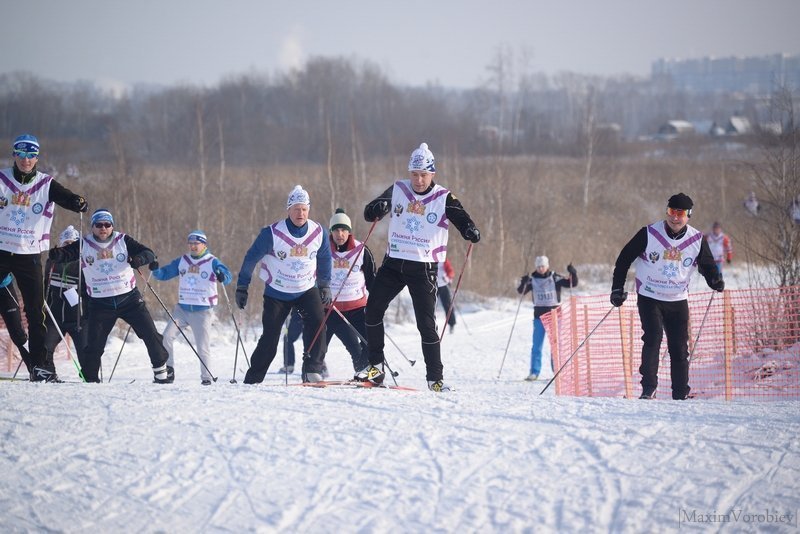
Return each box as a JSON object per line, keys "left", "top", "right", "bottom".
{"left": 540, "top": 288, "right": 800, "bottom": 400}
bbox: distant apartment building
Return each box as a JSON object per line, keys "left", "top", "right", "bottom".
{"left": 651, "top": 53, "right": 800, "bottom": 94}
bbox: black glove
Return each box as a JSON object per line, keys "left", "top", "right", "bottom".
{"left": 148, "top": 260, "right": 159, "bottom": 271}
{"left": 214, "top": 269, "right": 228, "bottom": 284}
{"left": 319, "top": 285, "right": 332, "bottom": 306}
{"left": 517, "top": 274, "right": 530, "bottom": 294}
{"left": 235, "top": 286, "right": 248, "bottom": 309}
{"left": 71, "top": 195, "right": 88, "bottom": 213}
{"left": 610, "top": 288, "right": 628, "bottom": 307}
{"left": 129, "top": 255, "right": 147, "bottom": 269}
{"left": 710, "top": 277, "right": 725, "bottom": 292}
{"left": 567, "top": 264, "right": 577, "bottom": 277}
{"left": 365, "top": 200, "right": 389, "bottom": 222}
{"left": 462, "top": 225, "right": 480, "bottom": 243}
{"left": 48, "top": 247, "right": 65, "bottom": 263}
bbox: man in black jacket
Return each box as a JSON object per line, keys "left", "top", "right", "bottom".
{"left": 0, "top": 134, "right": 88, "bottom": 381}
{"left": 610, "top": 193, "right": 723, "bottom": 400}
{"left": 359, "top": 142, "right": 480, "bottom": 392}
{"left": 49, "top": 209, "right": 170, "bottom": 383}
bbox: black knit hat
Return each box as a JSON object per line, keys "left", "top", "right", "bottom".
{"left": 667, "top": 193, "right": 694, "bottom": 210}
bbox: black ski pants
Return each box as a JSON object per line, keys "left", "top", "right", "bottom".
{"left": 637, "top": 294, "right": 691, "bottom": 399}
{"left": 326, "top": 306, "right": 369, "bottom": 371}
{"left": 244, "top": 288, "right": 327, "bottom": 384}
{"left": 83, "top": 289, "right": 168, "bottom": 382}
{"left": 0, "top": 251, "right": 46, "bottom": 368}
{"left": 365, "top": 257, "right": 442, "bottom": 381}
{"left": 0, "top": 281, "right": 32, "bottom": 371}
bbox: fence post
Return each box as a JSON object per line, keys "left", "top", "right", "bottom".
{"left": 584, "top": 304, "right": 594, "bottom": 397}
{"left": 723, "top": 289, "right": 733, "bottom": 400}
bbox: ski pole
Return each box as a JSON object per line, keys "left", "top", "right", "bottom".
{"left": 540, "top": 306, "right": 614, "bottom": 395}
{"left": 108, "top": 324, "right": 133, "bottom": 383}
{"left": 384, "top": 330, "right": 415, "bottom": 366}
{"left": 330, "top": 306, "right": 399, "bottom": 377}
{"left": 136, "top": 268, "right": 218, "bottom": 382}
{"left": 497, "top": 242, "right": 535, "bottom": 378}
{"left": 307, "top": 219, "right": 378, "bottom": 355}
{"left": 5, "top": 285, "right": 27, "bottom": 380}
{"left": 43, "top": 299, "right": 85, "bottom": 382}
{"left": 220, "top": 282, "right": 250, "bottom": 381}
{"left": 688, "top": 291, "right": 717, "bottom": 364}
{"left": 11, "top": 357, "right": 24, "bottom": 380}
{"left": 77, "top": 211, "right": 83, "bottom": 333}
{"left": 439, "top": 243, "right": 473, "bottom": 342}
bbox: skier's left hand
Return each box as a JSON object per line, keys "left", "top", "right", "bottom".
{"left": 214, "top": 269, "right": 228, "bottom": 284}
{"left": 71, "top": 195, "right": 88, "bottom": 213}
{"left": 710, "top": 277, "right": 725, "bottom": 292}
{"left": 319, "top": 286, "right": 332, "bottom": 306}
{"left": 567, "top": 264, "right": 577, "bottom": 277}
{"left": 462, "top": 225, "right": 480, "bottom": 243}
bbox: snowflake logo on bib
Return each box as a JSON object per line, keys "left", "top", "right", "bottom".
{"left": 185, "top": 276, "right": 198, "bottom": 288}
{"left": 405, "top": 217, "right": 422, "bottom": 234}
{"left": 9, "top": 208, "right": 25, "bottom": 225}
{"left": 290, "top": 260, "right": 304, "bottom": 272}
{"left": 99, "top": 262, "right": 114, "bottom": 275}
{"left": 661, "top": 263, "right": 679, "bottom": 279}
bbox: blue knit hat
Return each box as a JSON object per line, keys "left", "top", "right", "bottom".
{"left": 12, "top": 134, "right": 39, "bottom": 155}
{"left": 187, "top": 230, "right": 208, "bottom": 244}
{"left": 91, "top": 209, "right": 114, "bottom": 226}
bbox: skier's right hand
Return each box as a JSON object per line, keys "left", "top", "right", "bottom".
{"left": 48, "top": 247, "right": 65, "bottom": 263}
{"left": 235, "top": 285, "right": 248, "bottom": 309}
{"left": 517, "top": 274, "right": 530, "bottom": 294}
{"left": 364, "top": 200, "right": 389, "bottom": 222}
{"left": 610, "top": 288, "right": 627, "bottom": 307}
{"left": 148, "top": 260, "right": 159, "bottom": 271}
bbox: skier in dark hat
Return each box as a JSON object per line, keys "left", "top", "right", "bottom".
{"left": 610, "top": 193, "right": 723, "bottom": 400}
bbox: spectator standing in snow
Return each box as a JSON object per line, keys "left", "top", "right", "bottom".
{"left": 324, "top": 208, "right": 376, "bottom": 375}
{"left": 436, "top": 259, "right": 457, "bottom": 333}
{"left": 359, "top": 142, "right": 480, "bottom": 392}
{"left": 43, "top": 225, "right": 89, "bottom": 380}
{"left": 517, "top": 256, "right": 577, "bottom": 381}
{"left": 705, "top": 221, "right": 733, "bottom": 274}
{"left": 151, "top": 230, "right": 232, "bottom": 385}
{"left": 0, "top": 134, "right": 88, "bottom": 382}
{"left": 610, "top": 193, "right": 724, "bottom": 400}
{"left": 235, "top": 185, "right": 332, "bottom": 384}
{"left": 48, "top": 209, "right": 172, "bottom": 383}
{"left": 0, "top": 274, "right": 33, "bottom": 375}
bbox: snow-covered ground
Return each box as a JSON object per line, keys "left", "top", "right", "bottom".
{"left": 1, "top": 265, "right": 798, "bottom": 532}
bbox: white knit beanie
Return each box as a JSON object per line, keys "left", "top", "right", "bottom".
{"left": 408, "top": 142, "right": 436, "bottom": 172}
{"left": 287, "top": 184, "right": 311, "bottom": 209}
{"left": 329, "top": 208, "right": 352, "bottom": 232}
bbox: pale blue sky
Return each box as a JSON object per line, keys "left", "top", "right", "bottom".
{"left": 4, "top": 0, "right": 798, "bottom": 91}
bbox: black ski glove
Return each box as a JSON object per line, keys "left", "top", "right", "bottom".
{"left": 235, "top": 286, "right": 248, "bottom": 309}
{"left": 610, "top": 288, "right": 628, "bottom": 307}
{"left": 71, "top": 195, "right": 88, "bottom": 213}
{"left": 129, "top": 255, "right": 147, "bottom": 269}
{"left": 214, "top": 268, "right": 228, "bottom": 284}
{"left": 567, "top": 264, "right": 577, "bottom": 277}
{"left": 462, "top": 225, "right": 480, "bottom": 243}
{"left": 148, "top": 260, "right": 159, "bottom": 271}
{"left": 319, "top": 286, "right": 332, "bottom": 306}
{"left": 710, "top": 277, "right": 725, "bottom": 292}
{"left": 517, "top": 274, "right": 530, "bottom": 294}
{"left": 364, "top": 200, "right": 389, "bottom": 222}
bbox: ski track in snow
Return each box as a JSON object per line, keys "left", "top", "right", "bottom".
{"left": 1, "top": 288, "right": 799, "bottom": 533}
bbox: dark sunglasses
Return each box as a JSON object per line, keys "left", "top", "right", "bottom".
{"left": 13, "top": 149, "right": 39, "bottom": 159}
{"left": 93, "top": 222, "right": 113, "bottom": 229}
